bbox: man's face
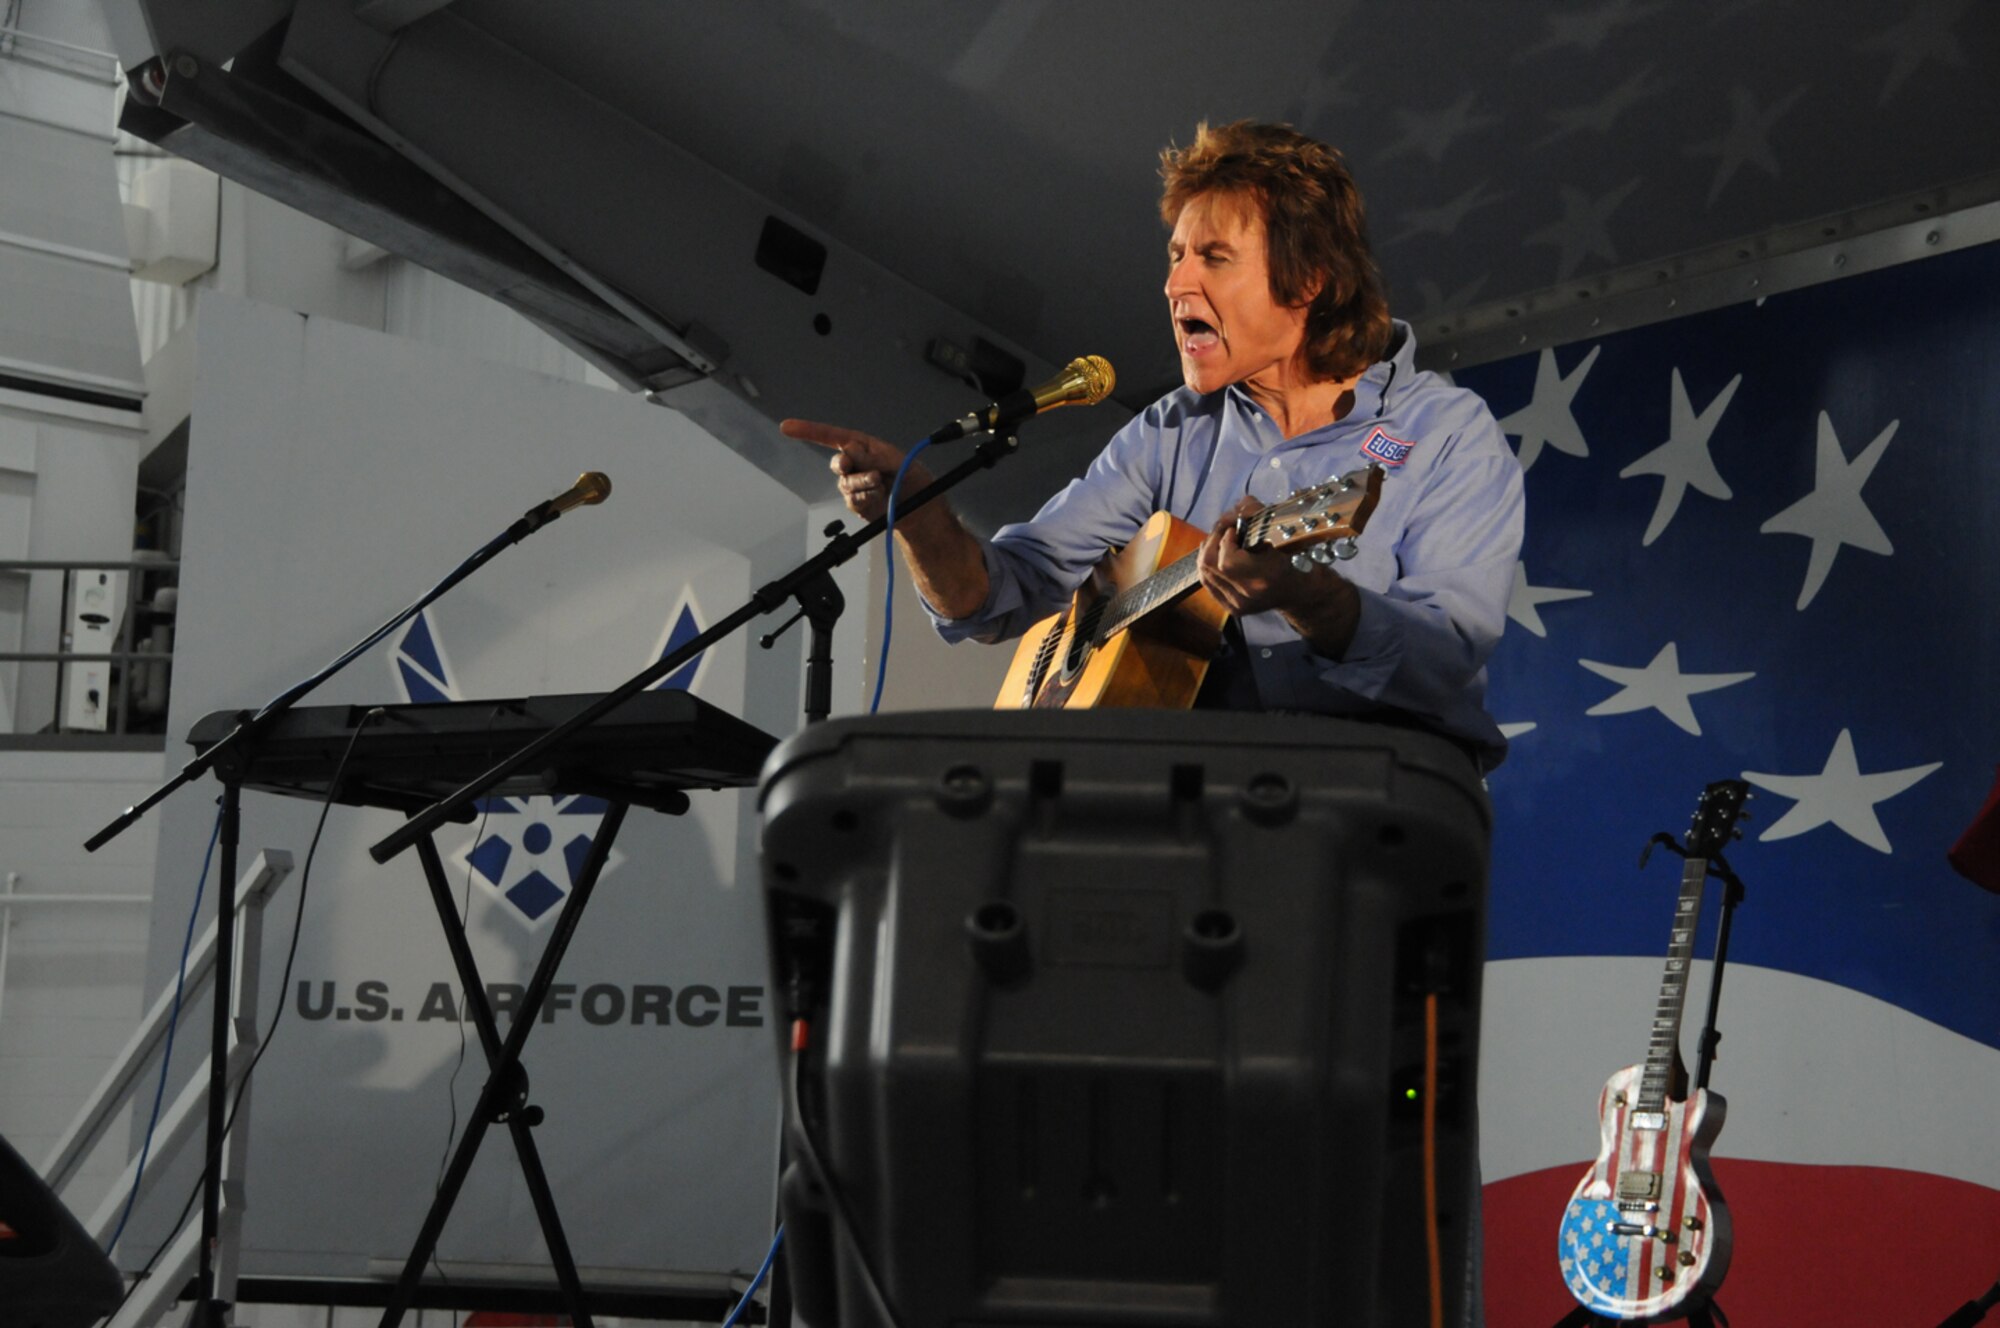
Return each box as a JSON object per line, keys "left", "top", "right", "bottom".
{"left": 1165, "top": 191, "right": 1313, "bottom": 396}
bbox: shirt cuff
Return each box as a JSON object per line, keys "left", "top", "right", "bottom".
{"left": 924, "top": 540, "right": 1018, "bottom": 645}
{"left": 1309, "top": 585, "right": 1402, "bottom": 701}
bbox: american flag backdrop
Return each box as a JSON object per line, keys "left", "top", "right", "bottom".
{"left": 1450, "top": 237, "right": 2000, "bottom": 1326}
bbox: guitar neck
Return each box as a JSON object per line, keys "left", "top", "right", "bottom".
{"left": 1096, "top": 550, "right": 1200, "bottom": 641}
{"left": 1637, "top": 852, "right": 1710, "bottom": 1113}
{"left": 1093, "top": 505, "right": 1297, "bottom": 642}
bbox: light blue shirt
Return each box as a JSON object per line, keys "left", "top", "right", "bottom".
{"left": 929, "top": 323, "right": 1524, "bottom": 768}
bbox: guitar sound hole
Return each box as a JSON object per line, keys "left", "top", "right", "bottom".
{"left": 1062, "top": 629, "right": 1091, "bottom": 678}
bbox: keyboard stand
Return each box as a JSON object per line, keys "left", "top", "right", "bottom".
{"left": 376, "top": 801, "right": 633, "bottom": 1328}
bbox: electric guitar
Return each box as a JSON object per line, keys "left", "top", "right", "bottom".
{"left": 995, "top": 465, "right": 1384, "bottom": 710}
{"left": 1557, "top": 779, "right": 1750, "bottom": 1323}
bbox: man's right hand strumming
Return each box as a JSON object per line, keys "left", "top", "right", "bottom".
{"left": 781, "top": 418, "right": 992, "bottom": 619}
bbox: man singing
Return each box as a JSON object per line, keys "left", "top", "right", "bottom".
{"left": 783, "top": 119, "right": 1523, "bottom": 769}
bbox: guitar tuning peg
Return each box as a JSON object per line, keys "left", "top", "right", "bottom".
{"left": 1332, "top": 536, "right": 1359, "bottom": 561}
{"left": 1310, "top": 543, "right": 1335, "bottom": 565}
{"left": 1290, "top": 552, "right": 1315, "bottom": 574}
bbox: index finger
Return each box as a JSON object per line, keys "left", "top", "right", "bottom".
{"left": 780, "top": 419, "right": 879, "bottom": 453}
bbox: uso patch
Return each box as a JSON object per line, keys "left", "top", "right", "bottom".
{"left": 1362, "top": 427, "right": 1416, "bottom": 467}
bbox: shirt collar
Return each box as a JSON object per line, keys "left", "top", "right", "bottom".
{"left": 1220, "top": 319, "right": 1418, "bottom": 434}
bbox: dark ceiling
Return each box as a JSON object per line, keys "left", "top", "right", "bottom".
{"left": 99, "top": 0, "right": 2000, "bottom": 518}
{"left": 510, "top": 0, "right": 2000, "bottom": 388}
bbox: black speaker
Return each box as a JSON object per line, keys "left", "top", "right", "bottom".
{"left": 0, "top": 1132, "right": 122, "bottom": 1328}
{"left": 758, "top": 709, "right": 1490, "bottom": 1327}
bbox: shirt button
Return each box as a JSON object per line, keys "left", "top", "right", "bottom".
{"left": 1269, "top": 458, "right": 1281, "bottom": 469}
{"left": 1260, "top": 648, "right": 1273, "bottom": 658}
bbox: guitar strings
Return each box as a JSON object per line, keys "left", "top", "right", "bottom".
{"left": 1042, "top": 479, "right": 1347, "bottom": 684}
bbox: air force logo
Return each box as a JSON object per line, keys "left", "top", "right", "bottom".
{"left": 392, "top": 598, "right": 708, "bottom": 927}
{"left": 1361, "top": 427, "right": 1417, "bottom": 467}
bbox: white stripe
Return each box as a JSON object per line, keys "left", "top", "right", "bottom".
{"left": 1480, "top": 957, "right": 2000, "bottom": 1189}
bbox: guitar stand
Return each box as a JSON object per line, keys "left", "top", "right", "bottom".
{"left": 1642, "top": 835, "right": 1744, "bottom": 1095}
{"left": 1555, "top": 1305, "right": 1728, "bottom": 1328}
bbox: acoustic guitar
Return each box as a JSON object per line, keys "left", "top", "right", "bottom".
{"left": 1556, "top": 779, "right": 1750, "bottom": 1322}
{"left": 995, "top": 465, "right": 1384, "bottom": 710}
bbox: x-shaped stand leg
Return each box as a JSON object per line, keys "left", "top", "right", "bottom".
{"left": 376, "top": 800, "right": 631, "bottom": 1328}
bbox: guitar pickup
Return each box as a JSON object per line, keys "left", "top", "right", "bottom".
{"left": 1616, "top": 1172, "right": 1661, "bottom": 1201}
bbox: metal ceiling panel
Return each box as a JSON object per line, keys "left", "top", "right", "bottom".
{"left": 91, "top": 0, "right": 2000, "bottom": 502}
{"left": 273, "top": 0, "right": 1106, "bottom": 499}
{"left": 118, "top": 39, "right": 699, "bottom": 392}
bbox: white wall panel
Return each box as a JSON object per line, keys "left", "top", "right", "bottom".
{"left": 128, "top": 294, "right": 800, "bottom": 1286}
{"left": 0, "top": 40, "right": 142, "bottom": 402}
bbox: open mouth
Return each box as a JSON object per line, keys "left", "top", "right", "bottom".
{"left": 1179, "top": 316, "right": 1219, "bottom": 353}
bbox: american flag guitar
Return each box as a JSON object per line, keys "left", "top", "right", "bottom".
{"left": 1557, "top": 779, "right": 1750, "bottom": 1322}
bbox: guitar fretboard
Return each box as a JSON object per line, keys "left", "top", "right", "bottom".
{"left": 1089, "top": 508, "right": 1285, "bottom": 644}
{"left": 1638, "top": 851, "right": 1710, "bottom": 1113}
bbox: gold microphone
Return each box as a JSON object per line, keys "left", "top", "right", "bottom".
{"left": 514, "top": 471, "right": 612, "bottom": 539}
{"left": 548, "top": 471, "right": 612, "bottom": 517}
{"left": 935, "top": 355, "right": 1117, "bottom": 441}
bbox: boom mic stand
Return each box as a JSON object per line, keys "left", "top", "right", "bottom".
{"left": 349, "top": 427, "right": 1022, "bottom": 1328}
{"left": 79, "top": 477, "right": 605, "bottom": 1328}
{"left": 367, "top": 426, "right": 1025, "bottom": 866}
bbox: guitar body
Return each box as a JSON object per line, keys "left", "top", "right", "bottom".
{"left": 1558, "top": 1064, "right": 1732, "bottom": 1322}
{"left": 994, "top": 466, "right": 1383, "bottom": 711}
{"left": 996, "top": 510, "right": 1228, "bottom": 710}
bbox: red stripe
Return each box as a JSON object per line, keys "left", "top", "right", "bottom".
{"left": 1488, "top": 1159, "right": 2000, "bottom": 1326}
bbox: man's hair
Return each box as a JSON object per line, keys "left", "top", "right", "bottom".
{"left": 1159, "top": 120, "right": 1393, "bottom": 382}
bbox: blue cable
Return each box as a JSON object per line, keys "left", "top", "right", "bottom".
{"left": 871, "top": 436, "right": 938, "bottom": 714}
{"left": 719, "top": 1223, "right": 785, "bottom": 1328}
{"left": 106, "top": 803, "right": 222, "bottom": 1254}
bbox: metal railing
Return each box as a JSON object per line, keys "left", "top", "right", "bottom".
{"left": 34, "top": 851, "right": 293, "bottom": 1328}
{"left": 0, "top": 558, "right": 178, "bottom": 738}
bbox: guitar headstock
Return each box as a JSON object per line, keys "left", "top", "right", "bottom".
{"left": 1685, "top": 779, "right": 1751, "bottom": 860}
{"left": 1242, "top": 464, "right": 1386, "bottom": 564}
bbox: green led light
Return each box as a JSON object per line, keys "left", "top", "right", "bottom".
{"left": 1404, "top": 1087, "right": 1420, "bottom": 1101}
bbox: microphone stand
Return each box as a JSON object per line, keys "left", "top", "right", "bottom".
{"left": 80, "top": 494, "right": 588, "bottom": 1328}
{"left": 747, "top": 557, "right": 846, "bottom": 1328}
{"left": 759, "top": 562, "right": 847, "bottom": 727}
{"left": 368, "top": 426, "right": 1023, "bottom": 863}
